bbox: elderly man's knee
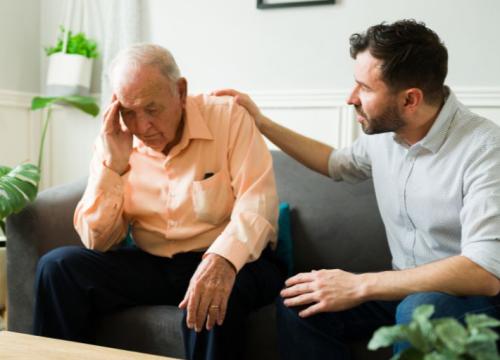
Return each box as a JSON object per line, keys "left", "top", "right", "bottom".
{"left": 36, "top": 246, "right": 87, "bottom": 281}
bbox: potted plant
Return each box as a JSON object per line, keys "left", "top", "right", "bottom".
{"left": 0, "top": 96, "right": 99, "bottom": 234}
{"left": 45, "top": 26, "right": 99, "bottom": 97}
{"left": 368, "top": 304, "right": 500, "bottom": 359}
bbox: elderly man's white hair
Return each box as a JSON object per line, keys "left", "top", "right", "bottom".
{"left": 109, "top": 44, "right": 181, "bottom": 90}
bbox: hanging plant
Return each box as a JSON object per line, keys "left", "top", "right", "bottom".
{"left": 0, "top": 96, "right": 99, "bottom": 233}
{"left": 45, "top": 26, "right": 98, "bottom": 59}
{"left": 45, "top": 26, "right": 99, "bottom": 97}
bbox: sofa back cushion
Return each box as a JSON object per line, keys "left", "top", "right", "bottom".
{"left": 271, "top": 151, "right": 392, "bottom": 274}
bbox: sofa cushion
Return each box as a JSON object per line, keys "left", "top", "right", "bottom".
{"left": 271, "top": 151, "right": 392, "bottom": 273}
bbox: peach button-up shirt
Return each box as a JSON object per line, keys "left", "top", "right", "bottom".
{"left": 74, "top": 95, "right": 278, "bottom": 271}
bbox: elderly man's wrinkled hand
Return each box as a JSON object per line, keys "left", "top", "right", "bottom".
{"left": 100, "top": 94, "right": 133, "bottom": 175}
{"left": 179, "top": 253, "right": 236, "bottom": 332}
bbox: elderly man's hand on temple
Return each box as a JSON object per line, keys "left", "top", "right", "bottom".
{"left": 100, "top": 94, "right": 133, "bottom": 175}
{"left": 179, "top": 253, "right": 237, "bottom": 332}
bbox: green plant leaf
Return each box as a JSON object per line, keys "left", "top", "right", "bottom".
{"left": 413, "top": 304, "right": 435, "bottom": 322}
{"left": 45, "top": 26, "right": 98, "bottom": 59}
{"left": 434, "top": 319, "right": 467, "bottom": 354}
{"left": 467, "top": 339, "right": 500, "bottom": 360}
{"left": 0, "top": 166, "right": 11, "bottom": 177}
{"left": 370, "top": 304, "right": 500, "bottom": 359}
{"left": 423, "top": 351, "right": 455, "bottom": 360}
{"left": 406, "top": 322, "right": 432, "bottom": 353}
{"left": 414, "top": 305, "right": 436, "bottom": 345}
{"left": 368, "top": 324, "right": 408, "bottom": 350}
{"left": 395, "top": 347, "right": 425, "bottom": 360}
{"left": 467, "top": 328, "right": 499, "bottom": 344}
{"left": 31, "top": 96, "right": 99, "bottom": 117}
{"left": 0, "top": 163, "right": 40, "bottom": 220}
{"left": 466, "top": 313, "right": 500, "bottom": 330}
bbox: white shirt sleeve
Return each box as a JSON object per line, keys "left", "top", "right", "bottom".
{"left": 328, "top": 134, "right": 373, "bottom": 183}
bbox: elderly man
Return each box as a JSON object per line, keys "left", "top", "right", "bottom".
{"left": 33, "top": 44, "right": 285, "bottom": 360}
{"left": 215, "top": 20, "right": 500, "bottom": 359}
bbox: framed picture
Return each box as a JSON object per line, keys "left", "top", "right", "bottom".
{"left": 257, "top": 0, "right": 335, "bottom": 9}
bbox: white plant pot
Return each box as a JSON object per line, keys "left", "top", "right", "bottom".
{"left": 46, "top": 53, "right": 93, "bottom": 96}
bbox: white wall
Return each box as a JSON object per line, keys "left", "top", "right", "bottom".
{"left": 0, "top": 0, "right": 41, "bottom": 314}
{"left": 2, "top": 0, "right": 500, "bottom": 188}
{"left": 142, "top": 0, "right": 500, "bottom": 151}
{"left": 0, "top": 0, "right": 40, "bottom": 93}
{"left": 0, "top": 0, "right": 40, "bottom": 168}
{"left": 145, "top": 0, "right": 500, "bottom": 93}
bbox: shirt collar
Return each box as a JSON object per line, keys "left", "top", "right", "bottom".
{"left": 393, "top": 86, "right": 458, "bottom": 153}
{"left": 134, "top": 96, "right": 213, "bottom": 157}
{"left": 182, "top": 96, "right": 214, "bottom": 142}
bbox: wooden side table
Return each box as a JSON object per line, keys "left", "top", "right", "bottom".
{"left": 0, "top": 331, "right": 179, "bottom": 360}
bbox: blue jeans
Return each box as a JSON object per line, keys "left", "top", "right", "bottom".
{"left": 276, "top": 291, "right": 500, "bottom": 359}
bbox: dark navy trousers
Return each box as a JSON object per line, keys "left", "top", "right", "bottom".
{"left": 277, "top": 291, "right": 500, "bottom": 359}
{"left": 33, "top": 245, "right": 285, "bottom": 360}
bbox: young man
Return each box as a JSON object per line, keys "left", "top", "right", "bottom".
{"left": 33, "top": 44, "right": 285, "bottom": 360}
{"left": 215, "top": 19, "right": 500, "bottom": 359}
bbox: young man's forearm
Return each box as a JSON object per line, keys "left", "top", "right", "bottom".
{"left": 259, "top": 115, "right": 334, "bottom": 177}
{"left": 360, "top": 255, "right": 500, "bottom": 301}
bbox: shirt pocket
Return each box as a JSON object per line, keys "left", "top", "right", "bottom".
{"left": 191, "top": 170, "right": 235, "bottom": 225}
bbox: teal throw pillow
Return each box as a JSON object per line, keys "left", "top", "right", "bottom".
{"left": 276, "top": 202, "right": 294, "bottom": 276}
{"left": 122, "top": 225, "right": 135, "bottom": 247}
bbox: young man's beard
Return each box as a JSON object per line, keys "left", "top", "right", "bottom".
{"left": 356, "top": 103, "right": 405, "bottom": 135}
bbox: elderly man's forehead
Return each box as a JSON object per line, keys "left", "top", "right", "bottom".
{"left": 115, "top": 80, "right": 168, "bottom": 110}
{"left": 112, "top": 60, "right": 166, "bottom": 84}
{"left": 118, "top": 86, "right": 163, "bottom": 108}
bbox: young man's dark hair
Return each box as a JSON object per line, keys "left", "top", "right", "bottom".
{"left": 349, "top": 19, "right": 448, "bottom": 105}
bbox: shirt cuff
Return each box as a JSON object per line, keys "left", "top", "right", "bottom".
{"left": 328, "top": 148, "right": 341, "bottom": 180}
{"left": 205, "top": 212, "right": 276, "bottom": 272}
{"left": 90, "top": 161, "right": 126, "bottom": 196}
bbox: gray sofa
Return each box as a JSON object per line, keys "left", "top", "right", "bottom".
{"left": 7, "top": 151, "right": 392, "bottom": 359}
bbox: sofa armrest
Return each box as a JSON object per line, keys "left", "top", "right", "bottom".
{"left": 6, "top": 178, "right": 87, "bottom": 333}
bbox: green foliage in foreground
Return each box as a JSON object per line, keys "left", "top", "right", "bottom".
{"left": 369, "top": 304, "right": 500, "bottom": 360}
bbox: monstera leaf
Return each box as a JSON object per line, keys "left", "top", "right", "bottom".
{"left": 0, "top": 163, "right": 41, "bottom": 232}
{"left": 0, "top": 95, "right": 99, "bottom": 234}
{"left": 31, "top": 96, "right": 99, "bottom": 116}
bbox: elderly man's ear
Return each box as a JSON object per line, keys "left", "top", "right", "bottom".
{"left": 177, "top": 77, "right": 188, "bottom": 106}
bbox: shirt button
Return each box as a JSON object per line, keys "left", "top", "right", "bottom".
{"left": 168, "top": 220, "right": 176, "bottom": 227}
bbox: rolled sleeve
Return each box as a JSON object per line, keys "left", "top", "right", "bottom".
{"left": 328, "top": 135, "right": 372, "bottom": 183}
{"left": 462, "top": 240, "right": 500, "bottom": 278}
{"left": 460, "top": 144, "right": 500, "bottom": 278}
{"left": 205, "top": 103, "right": 278, "bottom": 271}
